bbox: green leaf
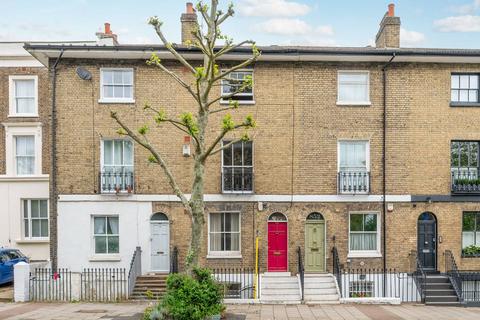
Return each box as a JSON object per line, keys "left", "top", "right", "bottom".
{"left": 138, "top": 125, "right": 149, "bottom": 135}
{"left": 244, "top": 115, "right": 256, "bottom": 128}
{"left": 154, "top": 110, "right": 167, "bottom": 124}
{"left": 181, "top": 113, "right": 199, "bottom": 135}
{"left": 116, "top": 128, "right": 127, "bottom": 136}
{"left": 148, "top": 155, "right": 158, "bottom": 164}
{"left": 222, "top": 114, "right": 235, "bottom": 131}
{"left": 147, "top": 16, "right": 163, "bottom": 27}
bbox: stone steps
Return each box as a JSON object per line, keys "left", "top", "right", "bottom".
{"left": 303, "top": 274, "right": 340, "bottom": 305}
{"left": 260, "top": 272, "right": 301, "bottom": 304}
{"left": 130, "top": 274, "right": 168, "bottom": 300}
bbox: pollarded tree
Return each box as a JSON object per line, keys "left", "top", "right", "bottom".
{"left": 111, "top": 0, "right": 260, "bottom": 272}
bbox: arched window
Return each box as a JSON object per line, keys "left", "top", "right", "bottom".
{"left": 151, "top": 212, "right": 168, "bottom": 221}
{"left": 418, "top": 212, "right": 436, "bottom": 221}
{"left": 307, "top": 212, "right": 324, "bottom": 221}
{"left": 268, "top": 212, "right": 287, "bottom": 221}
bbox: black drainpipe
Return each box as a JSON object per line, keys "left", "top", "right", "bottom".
{"left": 382, "top": 53, "right": 395, "bottom": 296}
{"left": 50, "top": 49, "right": 64, "bottom": 271}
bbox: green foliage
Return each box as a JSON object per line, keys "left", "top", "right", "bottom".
{"left": 154, "top": 110, "right": 167, "bottom": 124}
{"left": 158, "top": 268, "right": 224, "bottom": 320}
{"left": 463, "top": 245, "right": 480, "bottom": 256}
{"left": 194, "top": 67, "right": 206, "bottom": 80}
{"left": 145, "top": 290, "right": 155, "bottom": 300}
{"left": 243, "top": 114, "right": 256, "bottom": 128}
{"left": 456, "top": 178, "right": 480, "bottom": 186}
{"left": 180, "top": 113, "right": 199, "bottom": 135}
{"left": 138, "top": 125, "right": 150, "bottom": 135}
{"left": 116, "top": 128, "right": 127, "bottom": 136}
{"left": 147, "top": 53, "right": 162, "bottom": 67}
{"left": 148, "top": 16, "right": 163, "bottom": 28}
{"left": 222, "top": 114, "right": 235, "bottom": 131}
{"left": 148, "top": 154, "right": 158, "bottom": 164}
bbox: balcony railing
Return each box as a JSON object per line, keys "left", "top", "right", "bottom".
{"left": 451, "top": 171, "right": 480, "bottom": 194}
{"left": 100, "top": 171, "right": 134, "bottom": 194}
{"left": 338, "top": 171, "right": 370, "bottom": 194}
{"left": 222, "top": 167, "right": 253, "bottom": 193}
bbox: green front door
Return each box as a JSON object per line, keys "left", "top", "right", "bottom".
{"left": 305, "top": 222, "right": 325, "bottom": 272}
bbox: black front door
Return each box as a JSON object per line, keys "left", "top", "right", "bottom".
{"left": 417, "top": 213, "right": 437, "bottom": 270}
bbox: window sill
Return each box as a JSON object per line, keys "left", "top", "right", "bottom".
{"left": 450, "top": 102, "right": 480, "bottom": 107}
{"left": 0, "top": 175, "right": 49, "bottom": 182}
{"left": 15, "top": 239, "right": 49, "bottom": 244}
{"left": 219, "top": 100, "right": 255, "bottom": 105}
{"left": 207, "top": 254, "right": 242, "bottom": 259}
{"left": 337, "top": 101, "right": 372, "bottom": 106}
{"left": 222, "top": 190, "right": 254, "bottom": 194}
{"left": 98, "top": 99, "right": 135, "bottom": 104}
{"left": 7, "top": 114, "right": 39, "bottom": 118}
{"left": 347, "top": 252, "right": 382, "bottom": 258}
{"left": 100, "top": 191, "right": 134, "bottom": 196}
{"left": 89, "top": 255, "right": 121, "bottom": 262}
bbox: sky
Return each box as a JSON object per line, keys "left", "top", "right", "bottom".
{"left": 0, "top": 0, "right": 479, "bottom": 48}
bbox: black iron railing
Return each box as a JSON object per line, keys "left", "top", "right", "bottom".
{"left": 332, "top": 246, "right": 342, "bottom": 297}
{"left": 127, "top": 246, "right": 142, "bottom": 297}
{"left": 222, "top": 167, "right": 254, "bottom": 193}
{"left": 412, "top": 250, "right": 427, "bottom": 303}
{"left": 339, "top": 268, "right": 422, "bottom": 302}
{"left": 445, "top": 250, "right": 463, "bottom": 304}
{"left": 338, "top": 171, "right": 370, "bottom": 194}
{"left": 81, "top": 268, "right": 127, "bottom": 302}
{"left": 297, "top": 246, "right": 304, "bottom": 301}
{"left": 460, "top": 272, "right": 480, "bottom": 305}
{"left": 100, "top": 171, "right": 134, "bottom": 194}
{"left": 212, "top": 267, "right": 254, "bottom": 299}
{"left": 451, "top": 171, "right": 480, "bottom": 194}
{"left": 29, "top": 268, "right": 72, "bottom": 301}
{"left": 170, "top": 246, "right": 179, "bottom": 274}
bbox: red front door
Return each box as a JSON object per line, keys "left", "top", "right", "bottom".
{"left": 268, "top": 222, "right": 288, "bottom": 271}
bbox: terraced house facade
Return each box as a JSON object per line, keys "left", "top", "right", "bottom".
{"left": 22, "top": 3, "right": 480, "bottom": 302}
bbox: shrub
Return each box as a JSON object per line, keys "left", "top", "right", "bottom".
{"left": 463, "top": 245, "right": 480, "bottom": 256}
{"left": 151, "top": 268, "right": 223, "bottom": 320}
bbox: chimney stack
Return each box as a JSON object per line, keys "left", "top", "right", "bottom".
{"left": 181, "top": 2, "right": 198, "bottom": 45}
{"left": 96, "top": 22, "right": 119, "bottom": 46}
{"left": 375, "top": 3, "right": 401, "bottom": 48}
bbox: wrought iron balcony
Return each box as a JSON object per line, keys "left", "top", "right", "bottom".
{"left": 100, "top": 171, "right": 134, "bottom": 194}
{"left": 222, "top": 167, "right": 254, "bottom": 193}
{"left": 451, "top": 171, "right": 480, "bottom": 194}
{"left": 338, "top": 171, "right": 370, "bottom": 194}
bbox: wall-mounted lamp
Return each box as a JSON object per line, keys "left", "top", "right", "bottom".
{"left": 183, "top": 136, "right": 191, "bottom": 157}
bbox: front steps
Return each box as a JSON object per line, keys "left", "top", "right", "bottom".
{"left": 303, "top": 273, "right": 340, "bottom": 304}
{"left": 260, "top": 272, "right": 301, "bottom": 304}
{"left": 425, "top": 274, "right": 461, "bottom": 306}
{"left": 130, "top": 273, "right": 168, "bottom": 300}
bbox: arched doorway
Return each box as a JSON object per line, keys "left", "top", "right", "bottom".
{"left": 417, "top": 212, "right": 437, "bottom": 271}
{"left": 150, "top": 212, "right": 170, "bottom": 272}
{"left": 267, "top": 212, "right": 288, "bottom": 272}
{"left": 305, "top": 212, "right": 325, "bottom": 272}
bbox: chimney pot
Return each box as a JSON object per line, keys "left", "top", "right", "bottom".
{"left": 104, "top": 23, "right": 111, "bottom": 35}
{"left": 388, "top": 3, "right": 395, "bottom": 17}
{"left": 186, "top": 2, "right": 194, "bottom": 14}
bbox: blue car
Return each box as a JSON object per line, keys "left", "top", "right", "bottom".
{"left": 0, "top": 248, "right": 29, "bottom": 285}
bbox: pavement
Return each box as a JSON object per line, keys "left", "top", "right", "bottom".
{"left": 0, "top": 284, "right": 13, "bottom": 302}
{"left": 0, "top": 302, "right": 480, "bottom": 320}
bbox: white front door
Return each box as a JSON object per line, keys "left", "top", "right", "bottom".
{"left": 150, "top": 222, "right": 170, "bottom": 272}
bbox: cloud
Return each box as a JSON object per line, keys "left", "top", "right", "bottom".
{"left": 400, "top": 28, "right": 426, "bottom": 47}
{"left": 238, "top": 0, "right": 310, "bottom": 17}
{"left": 451, "top": 0, "right": 480, "bottom": 14}
{"left": 256, "top": 18, "right": 333, "bottom": 36}
{"left": 434, "top": 15, "right": 480, "bottom": 32}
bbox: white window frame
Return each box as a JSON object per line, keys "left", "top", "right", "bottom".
{"left": 348, "top": 211, "right": 381, "bottom": 258}
{"left": 2, "top": 122, "right": 43, "bottom": 177}
{"left": 100, "top": 139, "right": 134, "bottom": 193}
{"left": 99, "top": 68, "right": 135, "bottom": 104}
{"left": 337, "top": 71, "right": 371, "bottom": 106}
{"left": 337, "top": 140, "right": 370, "bottom": 172}
{"left": 207, "top": 211, "right": 242, "bottom": 258}
{"left": 91, "top": 215, "right": 120, "bottom": 256}
{"left": 220, "top": 69, "right": 255, "bottom": 105}
{"left": 221, "top": 140, "right": 254, "bottom": 194}
{"left": 22, "top": 199, "right": 49, "bottom": 240}
{"left": 9, "top": 75, "right": 39, "bottom": 117}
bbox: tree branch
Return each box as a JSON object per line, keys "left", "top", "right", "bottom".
{"left": 111, "top": 111, "right": 190, "bottom": 209}
{"left": 212, "top": 55, "right": 259, "bottom": 83}
{"left": 149, "top": 18, "right": 196, "bottom": 74}
{"left": 202, "top": 123, "right": 251, "bottom": 160}
{"left": 214, "top": 40, "right": 254, "bottom": 59}
{"left": 209, "top": 138, "right": 243, "bottom": 156}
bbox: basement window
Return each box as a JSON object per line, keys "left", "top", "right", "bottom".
{"left": 349, "top": 281, "right": 374, "bottom": 298}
